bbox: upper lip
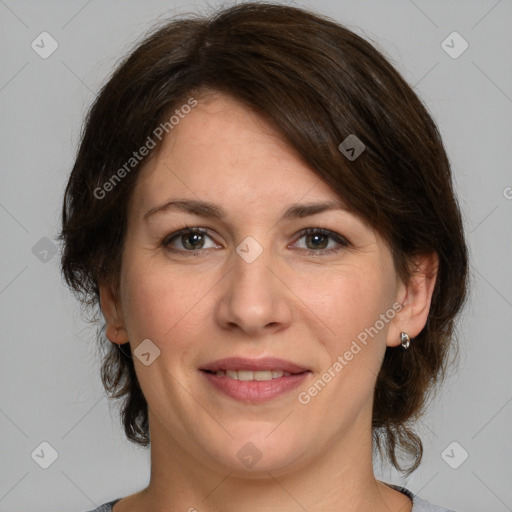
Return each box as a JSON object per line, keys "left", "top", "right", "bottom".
{"left": 200, "top": 357, "right": 310, "bottom": 374}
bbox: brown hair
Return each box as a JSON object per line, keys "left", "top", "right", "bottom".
{"left": 59, "top": 2, "right": 468, "bottom": 474}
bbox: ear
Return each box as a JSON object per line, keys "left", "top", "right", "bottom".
{"left": 387, "top": 252, "right": 439, "bottom": 348}
{"left": 98, "top": 281, "right": 129, "bottom": 344}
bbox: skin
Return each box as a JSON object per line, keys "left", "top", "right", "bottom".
{"left": 100, "top": 92, "right": 437, "bottom": 512}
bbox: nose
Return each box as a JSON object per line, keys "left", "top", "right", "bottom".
{"left": 215, "top": 244, "right": 294, "bottom": 337}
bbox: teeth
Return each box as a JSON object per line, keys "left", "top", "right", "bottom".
{"left": 214, "top": 369, "right": 292, "bottom": 380}
{"left": 238, "top": 370, "right": 257, "bottom": 381}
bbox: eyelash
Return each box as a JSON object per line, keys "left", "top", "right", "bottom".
{"left": 161, "top": 227, "right": 350, "bottom": 257}
{"left": 291, "top": 228, "right": 350, "bottom": 256}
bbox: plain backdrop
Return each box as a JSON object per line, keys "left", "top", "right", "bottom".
{"left": 1, "top": 1, "right": 511, "bottom": 511}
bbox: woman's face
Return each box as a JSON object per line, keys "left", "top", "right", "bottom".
{"left": 107, "top": 92, "right": 409, "bottom": 475}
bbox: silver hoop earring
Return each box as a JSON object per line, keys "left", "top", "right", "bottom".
{"left": 400, "top": 332, "right": 411, "bottom": 349}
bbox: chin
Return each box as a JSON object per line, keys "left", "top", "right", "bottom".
{"left": 200, "top": 429, "right": 307, "bottom": 477}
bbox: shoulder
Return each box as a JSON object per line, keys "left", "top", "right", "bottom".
{"left": 411, "top": 493, "right": 457, "bottom": 512}
{"left": 387, "top": 484, "right": 457, "bottom": 512}
{"left": 83, "top": 499, "right": 121, "bottom": 512}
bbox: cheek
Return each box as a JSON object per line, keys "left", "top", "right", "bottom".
{"left": 291, "top": 266, "right": 395, "bottom": 436}
{"left": 295, "top": 262, "right": 398, "bottom": 392}
{"left": 304, "top": 269, "right": 391, "bottom": 340}
{"left": 119, "top": 254, "right": 214, "bottom": 347}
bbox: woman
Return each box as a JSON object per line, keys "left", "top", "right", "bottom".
{"left": 60, "top": 3, "right": 468, "bottom": 511}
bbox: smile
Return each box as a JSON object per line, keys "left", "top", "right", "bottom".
{"left": 199, "top": 356, "right": 311, "bottom": 403}
{"left": 209, "top": 369, "right": 292, "bottom": 380}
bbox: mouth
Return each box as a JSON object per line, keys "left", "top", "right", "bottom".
{"left": 199, "top": 357, "right": 311, "bottom": 403}
{"left": 202, "top": 369, "right": 295, "bottom": 381}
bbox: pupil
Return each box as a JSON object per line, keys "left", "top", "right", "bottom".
{"left": 307, "top": 233, "right": 328, "bottom": 250}
{"left": 183, "top": 232, "right": 203, "bottom": 250}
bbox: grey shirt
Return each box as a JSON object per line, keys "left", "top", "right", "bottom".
{"left": 84, "top": 485, "right": 456, "bottom": 511}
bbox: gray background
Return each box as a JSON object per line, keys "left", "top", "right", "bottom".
{"left": 1, "top": 0, "right": 511, "bottom": 511}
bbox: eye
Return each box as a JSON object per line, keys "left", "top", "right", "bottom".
{"left": 292, "top": 228, "right": 349, "bottom": 255}
{"left": 162, "top": 228, "right": 220, "bottom": 253}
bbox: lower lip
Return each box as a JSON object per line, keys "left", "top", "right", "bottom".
{"left": 201, "top": 371, "right": 311, "bottom": 403}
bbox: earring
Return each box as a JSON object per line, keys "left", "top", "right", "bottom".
{"left": 400, "top": 332, "right": 411, "bottom": 349}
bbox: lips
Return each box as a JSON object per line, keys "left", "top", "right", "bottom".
{"left": 199, "top": 357, "right": 309, "bottom": 374}
{"left": 199, "top": 357, "right": 311, "bottom": 403}
{"left": 214, "top": 369, "right": 291, "bottom": 381}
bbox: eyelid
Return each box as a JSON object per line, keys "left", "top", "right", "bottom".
{"left": 289, "top": 227, "right": 350, "bottom": 255}
{"left": 161, "top": 227, "right": 221, "bottom": 253}
{"left": 161, "top": 226, "right": 350, "bottom": 256}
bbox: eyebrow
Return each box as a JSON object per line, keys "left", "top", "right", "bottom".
{"left": 143, "top": 199, "right": 349, "bottom": 221}
{"left": 143, "top": 199, "right": 224, "bottom": 221}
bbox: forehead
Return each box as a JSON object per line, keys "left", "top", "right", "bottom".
{"left": 130, "top": 93, "right": 343, "bottom": 218}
